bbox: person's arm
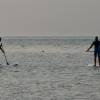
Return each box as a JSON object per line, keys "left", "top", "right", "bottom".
{"left": 86, "top": 42, "right": 94, "bottom": 52}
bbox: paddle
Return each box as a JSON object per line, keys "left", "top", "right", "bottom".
{"left": 3, "top": 51, "right": 9, "bottom": 65}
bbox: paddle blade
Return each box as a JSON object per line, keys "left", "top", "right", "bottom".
{"left": 7, "top": 62, "right": 9, "bottom": 65}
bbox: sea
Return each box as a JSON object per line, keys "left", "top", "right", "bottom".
{"left": 0, "top": 36, "right": 100, "bottom": 100}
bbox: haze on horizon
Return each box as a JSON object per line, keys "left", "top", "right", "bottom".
{"left": 0, "top": 0, "right": 100, "bottom": 36}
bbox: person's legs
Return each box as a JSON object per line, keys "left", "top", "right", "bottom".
{"left": 98, "top": 56, "right": 100, "bottom": 66}
{"left": 98, "top": 51, "right": 100, "bottom": 66}
{"left": 94, "top": 55, "right": 96, "bottom": 66}
{"left": 94, "top": 51, "right": 97, "bottom": 66}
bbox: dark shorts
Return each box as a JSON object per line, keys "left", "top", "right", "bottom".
{"left": 94, "top": 48, "right": 100, "bottom": 57}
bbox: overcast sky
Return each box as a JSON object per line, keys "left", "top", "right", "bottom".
{"left": 0, "top": 0, "right": 100, "bottom": 36}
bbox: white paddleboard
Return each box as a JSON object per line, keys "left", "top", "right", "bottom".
{"left": 87, "top": 64, "right": 94, "bottom": 67}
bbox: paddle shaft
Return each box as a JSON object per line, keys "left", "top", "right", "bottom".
{"left": 4, "top": 53, "right": 9, "bottom": 65}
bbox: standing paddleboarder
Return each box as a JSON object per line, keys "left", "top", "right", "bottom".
{"left": 86, "top": 36, "right": 100, "bottom": 67}
{"left": 0, "top": 37, "right": 9, "bottom": 65}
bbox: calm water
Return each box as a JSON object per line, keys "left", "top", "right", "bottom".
{"left": 1, "top": 36, "right": 93, "bottom": 63}
{"left": 1, "top": 36, "right": 93, "bottom": 65}
{"left": 0, "top": 36, "right": 99, "bottom": 100}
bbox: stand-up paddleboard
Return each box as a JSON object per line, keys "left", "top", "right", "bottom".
{"left": 0, "top": 63, "right": 19, "bottom": 67}
{"left": 87, "top": 64, "right": 94, "bottom": 67}
{"left": 87, "top": 64, "right": 100, "bottom": 70}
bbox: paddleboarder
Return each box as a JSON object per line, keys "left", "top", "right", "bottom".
{"left": 86, "top": 36, "right": 100, "bottom": 67}
{"left": 0, "top": 37, "right": 9, "bottom": 65}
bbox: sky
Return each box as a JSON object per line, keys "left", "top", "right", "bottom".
{"left": 0, "top": 0, "right": 100, "bottom": 36}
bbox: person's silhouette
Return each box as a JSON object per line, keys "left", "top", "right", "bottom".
{"left": 0, "top": 37, "right": 9, "bottom": 65}
{"left": 86, "top": 36, "right": 100, "bottom": 66}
